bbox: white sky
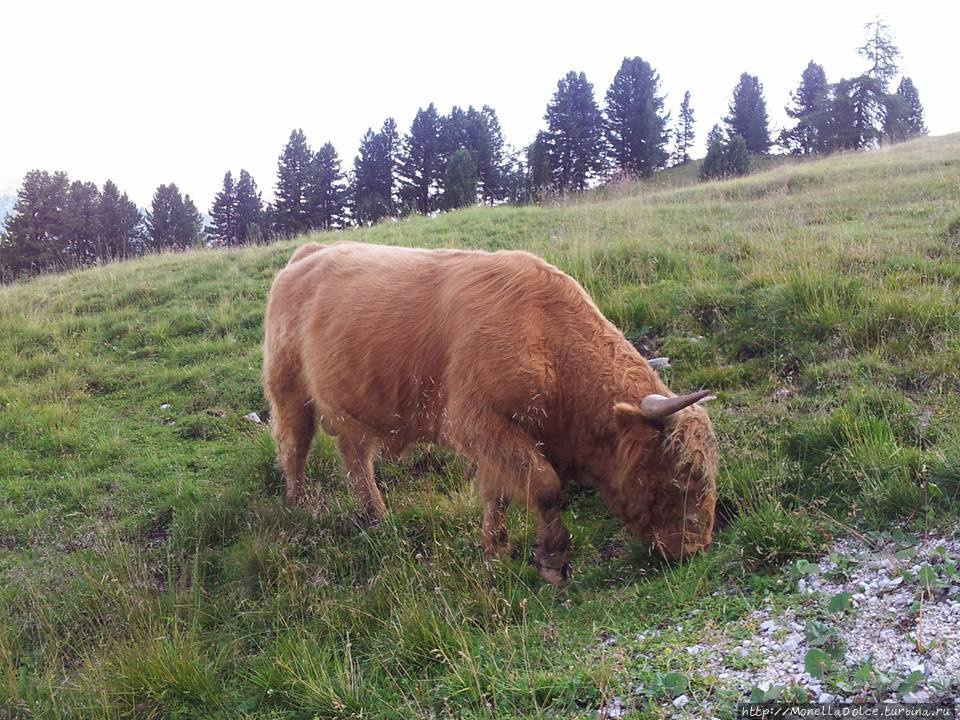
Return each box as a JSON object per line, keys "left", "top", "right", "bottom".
{"left": 2, "top": 0, "right": 957, "bottom": 209}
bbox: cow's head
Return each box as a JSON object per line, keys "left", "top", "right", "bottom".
{"left": 613, "top": 390, "right": 718, "bottom": 561}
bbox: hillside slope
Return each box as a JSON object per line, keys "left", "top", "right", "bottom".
{"left": 1, "top": 135, "right": 959, "bottom": 717}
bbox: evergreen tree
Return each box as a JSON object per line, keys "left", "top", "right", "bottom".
{"left": 307, "top": 142, "right": 347, "bottom": 229}
{"left": 896, "top": 77, "right": 926, "bottom": 137}
{"left": 526, "top": 131, "right": 553, "bottom": 201}
{"left": 98, "top": 180, "right": 142, "bottom": 260}
{"left": 209, "top": 171, "right": 239, "bottom": 246}
{"left": 146, "top": 184, "right": 202, "bottom": 251}
{"left": 398, "top": 104, "right": 442, "bottom": 214}
{"left": 604, "top": 57, "right": 670, "bottom": 177}
{"left": 473, "top": 106, "right": 507, "bottom": 203}
{"left": 849, "top": 74, "right": 883, "bottom": 149}
{"left": 544, "top": 71, "right": 605, "bottom": 192}
{"left": 234, "top": 170, "right": 264, "bottom": 244}
{"left": 441, "top": 148, "right": 477, "bottom": 210}
{"left": 780, "top": 61, "right": 830, "bottom": 155}
{"left": 0, "top": 170, "right": 70, "bottom": 276}
{"left": 351, "top": 118, "right": 399, "bottom": 225}
{"left": 700, "top": 125, "right": 750, "bottom": 180}
{"left": 824, "top": 79, "right": 860, "bottom": 152}
{"left": 725, "top": 73, "right": 771, "bottom": 154}
{"left": 274, "top": 129, "right": 313, "bottom": 235}
{"left": 63, "top": 180, "right": 101, "bottom": 267}
{"left": 672, "top": 91, "right": 695, "bottom": 165}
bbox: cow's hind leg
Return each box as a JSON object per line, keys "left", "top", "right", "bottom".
{"left": 337, "top": 433, "right": 388, "bottom": 522}
{"left": 270, "top": 394, "right": 316, "bottom": 505}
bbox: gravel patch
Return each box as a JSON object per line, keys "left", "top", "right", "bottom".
{"left": 601, "top": 526, "right": 960, "bottom": 718}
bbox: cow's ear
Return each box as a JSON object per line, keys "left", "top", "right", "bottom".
{"left": 614, "top": 402, "right": 644, "bottom": 432}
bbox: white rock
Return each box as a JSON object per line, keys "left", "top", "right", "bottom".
{"left": 672, "top": 694, "right": 689, "bottom": 708}
{"left": 818, "top": 693, "right": 836, "bottom": 703}
{"left": 903, "top": 690, "right": 930, "bottom": 703}
{"left": 244, "top": 412, "right": 262, "bottom": 423}
{"left": 160, "top": 403, "right": 170, "bottom": 409}
{"left": 760, "top": 620, "right": 778, "bottom": 632}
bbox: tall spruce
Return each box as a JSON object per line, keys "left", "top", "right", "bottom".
{"left": 781, "top": 61, "right": 830, "bottom": 155}
{"left": 63, "top": 180, "right": 101, "bottom": 267}
{"left": 604, "top": 57, "right": 670, "bottom": 177}
{"left": 725, "top": 73, "right": 771, "bottom": 154}
{"left": 672, "top": 91, "right": 695, "bottom": 165}
{"left": 398, "top": 104, "right": 442, "bottom": 214}
{"left": 473, "top": 106, "right": 507, "bottom": 203}
{"left": 98, "top": 180, "right": 142, "bottom": 260}
{"left": 544, "top": 71, "right": 605, "bottom": 192}
{"left": 896, "top": 77, "right": 926, "bottom": 137}
{"left": 0, "top": 170, "right": 70, "bottom": 276}
{"left": 824, "top": 79, "right": 860, "bottom": 152}
{"left": 146, "top": 183, "right": 202, "bottom": 251}
{"left": 234, "top": 170, "right": 264, "bottom": 244}
{"left": 209, "top": 171, "right": 239, "bottom": 246}
{"left": 351, "top": 118, "right": 399, "bottom": 224}
{"left": 307, "top": 142, "right": 347, "bottom": 229}
{"left": 441, "top": 148, "right": 478, "bottom": 210}
{"left": 526, "top": 131, "right": 553, "bottom": 201}
{"left": 274, "top": 129, "right": 313, "bottom": 235}
{"left": 849, "top": 18, "right": 902, "bottom": 149}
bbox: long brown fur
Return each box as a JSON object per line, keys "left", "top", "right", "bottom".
{"left": 262, "top": 241, "right": 719, "bottom": 584}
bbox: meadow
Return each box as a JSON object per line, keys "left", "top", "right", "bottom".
{"left": 1, "top": 134, "right": 959, "bottom": 718}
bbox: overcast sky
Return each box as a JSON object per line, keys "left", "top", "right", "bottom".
{"left": 2, "top": 0, "right": 958, "bottom": 209}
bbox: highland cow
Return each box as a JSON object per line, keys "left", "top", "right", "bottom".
{"left": 262, "top": 241, "right": 718, "bottom": 585}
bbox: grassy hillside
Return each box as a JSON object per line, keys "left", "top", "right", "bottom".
{"left": 1, "top": 135, "right": 959, "bottom": 718}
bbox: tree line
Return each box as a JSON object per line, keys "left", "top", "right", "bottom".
{"left": 0, "top": 18, "right": 926, "bottom": 280}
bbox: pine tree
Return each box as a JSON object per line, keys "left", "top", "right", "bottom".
{"left": 351, "top": 118, "right": 399, "bottom": 225}
{"left": 604, "top": 57, "right": 669, "bottom": 177}
{"left": 781, "top": 61, "right": 830, "bottom": 155}
{"left": 850, "top": 74, "right": 883, "bottom": 149}
{"left": 275, "top": 129, "right": 313, "bottom": 235}
{"left": 672, "top": 91, "right": 695, "bottom": 165}
{"left": 98, "top": 180, "right": 142, "bottom": 260}
{"left": 847, "top": 18, "right": 902, "bottom": 149}
{"left": 398, "top": 104, "right": 442, "bottom": 214}
{"left": 725, "top": 73, "right": 771, "bottom": 154}
{"left": 209, "top": 171, "right": 239, "bottom": 246}
{"left": 896, "top": 77, "right": 926, "bottom": 137}
{"left": 545, "top": 71, "right": 605, "bottom": 192}
{"left": 307, "top": 142, "right": 347, "bottom": 229}
{"left": 63, "top": 180, "right": 101, "bottom": 267}
{"left": 234, "top": 170, "right": 264, "bottom": 244}
{"left": 0, "top": 170, "right": 70, "bottom": 276}
{"left": 440, "top": 148, "right": 477, "bottom": 210}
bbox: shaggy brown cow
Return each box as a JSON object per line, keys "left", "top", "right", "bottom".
{"left": 263, "top": 241, "right": 718, "bottom": 585}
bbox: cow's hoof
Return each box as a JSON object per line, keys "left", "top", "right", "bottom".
{"left": 536, "top": 561, "right": 573, "bottom": 587}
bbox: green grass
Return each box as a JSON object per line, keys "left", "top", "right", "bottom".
{"left": 2, "top": 135, "right": 960, "bottom": 718}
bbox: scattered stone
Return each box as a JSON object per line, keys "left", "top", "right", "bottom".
{"left": 244, "top": 412, "right": 262, "bottom": 424}
{"left": 159, "top": 403, "right": 170, "bottom": 409}
{"left": 672, "top": 694, "right": 689, "bottom": 708}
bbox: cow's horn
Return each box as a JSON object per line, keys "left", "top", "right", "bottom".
{"left": 640, "top": 390, "right": 715, "bottom": 420}
{"left": 648, "top": 357, "right": 670, "bottom": 370}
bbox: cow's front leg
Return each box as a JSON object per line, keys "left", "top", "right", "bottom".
{"left": 530, "top": 489, "right": 572, "bottom": 586}
{"left": 480, "top": 487, "right": 509, "bottom": 557}
{"left": 454, "top": 414, "right": 572, "bottom": 586}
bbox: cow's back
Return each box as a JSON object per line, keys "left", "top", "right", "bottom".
{"left": 264, "top": 242, "right": 557, "bottom": 449}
